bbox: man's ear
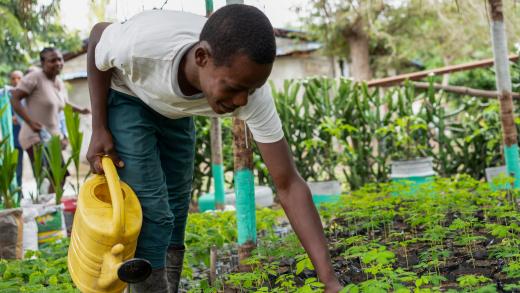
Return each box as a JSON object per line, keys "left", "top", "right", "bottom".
{"left": 195, "top": 41, "right": 212, "bottom": 67}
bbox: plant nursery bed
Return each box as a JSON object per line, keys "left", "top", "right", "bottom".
{"left": 316, "top": 176, "right": 519, "bottom": 292}
{"left": 194, "top": 176, "right": 519, "bottom": 292}
{"left": 1, "top": 176, "right": 519, "bottom": 293}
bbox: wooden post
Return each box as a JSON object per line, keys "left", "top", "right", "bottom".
{"left": 408, "top": 82, "right": 520, "bottom": 99}
{"left": 205, "top": 0, "right": 226, "bottom": 210}
{"left": 488, "top": 0, "right": 520, "bottom": 188}
{"left": 225, "top": 0, "right": 257, "bottom": 268}
{"left": 210, "top": 118, "right": 225, "bottom": 209}
{"left": 366, "top": 55, "right": 519, "bottom": 88}
{"left": 232, "top": 118, "right": 256, "bottom": 268}
{"left": 209, "top": 245, "right": 217, "bottom": 285}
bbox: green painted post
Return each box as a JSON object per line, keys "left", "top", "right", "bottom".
{"left": 210, "top": 118, "right": 225, "bottom": 209}
{"left": 205, "top": 0, "right": 213, "bottom": 16}
{"left": 488, "top": 0, "right": 520, "bottom": 188}
{"left": 227, "top": 0, "right": 256, "bottom": 267}
{"left": 232, "top": 118, "right": 256, "bottom": 267}
{"left": 205, "top": 0, "right": 226, "bottom": 210}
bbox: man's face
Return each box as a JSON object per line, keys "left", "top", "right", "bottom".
{"left": 41, "top": 50, "right": 64, "bottom": 77}
{"left": 9, "top": 72, "right": 22, "bottom": 87}
{"left": 198, "top": 52, "right": 272, "bottom": 114}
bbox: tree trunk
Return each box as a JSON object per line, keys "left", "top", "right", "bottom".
{"left": 343, "top": 16, "right": 372, "bottom": 81}
{"left": 347, "top": 33, "right": 372, "bottom": 81}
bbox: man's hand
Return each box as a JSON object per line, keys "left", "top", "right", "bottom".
{"left": 78, "top": 107, "right": 91, "bottom": 115}
{"left": 28, "top": 120, "right": 43, "bottom": 132}
{"left": 86, "top": 128, "right": 124, "bottom": 174}
{"left": 324, "top": 280, "right": 343, "bottom": 293}
{"left": 12, "top": 116, "right": 18, "bottom": 125}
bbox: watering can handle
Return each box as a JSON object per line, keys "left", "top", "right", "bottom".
{"left": 101, "top": 157, "right": 125, "bottom": 237}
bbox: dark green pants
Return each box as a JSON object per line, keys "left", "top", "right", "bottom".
{"left": 108, "top": 90, "right": 195, "bottom": 269}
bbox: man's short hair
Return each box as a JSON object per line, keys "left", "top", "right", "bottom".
{"left": 200, "top": 4, "right": 276, "bottom": 66}
{"left": 40, "top": 47, "right": 58, "bottom": 62}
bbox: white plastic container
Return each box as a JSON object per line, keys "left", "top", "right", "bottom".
{"left": 390, "top": 157, "right": 435, "bottom": 179}
{"left": 485, "top": 165, "right": 507, "bottom": 183}
{"left": 307, "top": 181, "right": 342, "bottom": 195}
{"left": 224, "top": 186, "right": 274, "bottom": 208}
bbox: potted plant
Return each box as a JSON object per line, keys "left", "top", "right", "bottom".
{"left": 378, "top": 115, "right": 435, "bottom": 185}
{"left": 0, "top": 130, "right": 24, "bottom": 259}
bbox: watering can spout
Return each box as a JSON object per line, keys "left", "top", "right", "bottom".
{"left": 97, "top": 244, "right": 152, "bottom": 289}
{"left": 98, "top": 244, "right": 125, "bottom": 289}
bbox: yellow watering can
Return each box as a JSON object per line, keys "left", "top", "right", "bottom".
{"left": 68, "top": 157, "right": 151, "bottom": 293}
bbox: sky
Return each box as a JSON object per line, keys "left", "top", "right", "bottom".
{"left": 60, "top": 0, "right": 306, "bottom": 36}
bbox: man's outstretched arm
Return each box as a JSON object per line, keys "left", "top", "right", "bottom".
{"left": 256, "top": 138, "right": 342, "bottom": 292}
{"left": 86, "top": 22, "right": 123, "bottom": 173}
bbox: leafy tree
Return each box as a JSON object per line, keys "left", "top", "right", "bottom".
{"left": 0, "top": 0, "right": 81, "bottom": 85}
{"left": 297, "top": 0, "right": 520, "bottom": 80}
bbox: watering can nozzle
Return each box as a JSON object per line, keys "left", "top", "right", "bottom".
{"left": 118, "top": 258, "right": 152, "bottom": 283}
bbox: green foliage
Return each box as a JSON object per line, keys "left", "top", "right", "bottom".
{"left": 457, "top": 275, "right": 491, "bottom": 290}
{"left": 2, "top": 175, "right": 520, "bottom": 291}
{"left": 297, "top": 1, "right": 520, "bottom": 76}
{"left": 270, "top": 78, "right": 510, "bottom": 188}
{"left": 192, "top": 74, "right": 520, "bottom": 198}
{"left": 0, "top": 0, "right": 81, "bottom": 85}
{"left": 295, "top": 254, "right": 314, "bottom": 275}
{"left": 0, "top": 239, "right": 77, "bottom": 292}
{"left": 0, "top": 103, "right": 20, "bottom": 208}
{"left": 0, "top": 134, "right": 19, "bottom": 208}
{"left": 29, "top": 143, "right": 45, "bottom": 202}
{"left": 64, "top": 104, "right": 83, "bottom": 194}
{"left": 43, "top": 136, "right": 72, "bottom": 205}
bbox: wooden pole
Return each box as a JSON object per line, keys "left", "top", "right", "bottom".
{"left": 205, "top": 0, "right": 226, "bottom": 210}
{"left": 367, "top": 55, "right": 519, "bottom": 88}
{"left": 488, "top": 0, "right": 520, "bottom": 188}
{"left": 225, "top": 0, "right": 257, "bottom": 268}
{"left": 209, "top": 245, "right": 217, "bottom": 285}
{"left": 232, "top": 118, "right": 256, "bottom": 269}
{"left": 409, "top": 82, "right": 520, "bottom": 99}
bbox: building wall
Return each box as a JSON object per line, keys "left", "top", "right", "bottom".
{"left": 269, "top": 52, "right": 339, "bottom": 90}
{"left": 65, "top": 79, "right": 89, "bottom": 108}
{"left": 63, "top": 54, "right": 87, "bottom": 74}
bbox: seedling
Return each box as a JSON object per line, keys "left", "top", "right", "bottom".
{"left": 43, "top": 135, "right": 72, "bottom": 205}
{"left": 0, "top": 136, "right": 19, "bottom": 208}
{"left": 64, "top": 104, "right": 83, "bottom": 195}
{"left": 30, "top": 143, "right": 45, "bottom": 203}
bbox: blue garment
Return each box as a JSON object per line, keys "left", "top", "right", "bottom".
{"left": 107, "top": 90, "right": 195, "bottom": 269}
{"left": 1, "top": 87, "right": 23, "bottom": 186}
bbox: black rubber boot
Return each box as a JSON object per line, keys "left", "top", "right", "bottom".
{"left": 128, "top": 268, "right": 169, "bottom": 293}
{"left": 166, "top": 245, "right": 185, "bottom": 293}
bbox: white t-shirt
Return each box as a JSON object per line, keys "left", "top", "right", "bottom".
{"left": 95, "top": 10, "right": 284, "bottom": 143}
